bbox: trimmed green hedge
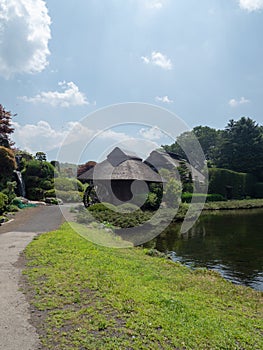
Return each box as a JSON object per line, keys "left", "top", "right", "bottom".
{"left": 253, "top": 183, "right": 263, "bottom": 198}
{"left": 182, "top": 192, "right": 225, "bottom": 203}
{"left": 208, "top": 168, "right": 255, "bottom": 199}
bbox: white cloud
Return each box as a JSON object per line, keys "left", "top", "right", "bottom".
{"left": 0, "top": 0, "right": 51, "bottom": 78}
{"left": 145, "top": 0, "right": 165, "bottom": 9}
{"left": 12, "top": 121, "right": 67, "bottom": 153}
{"left": 228, "top": 96, "right": 250, "bottom": 107}
{"left": 155, "top": 95, "right": 174, "bottom": 103}
{"left": 141, "top": 51, "right": 173, "bottom": 70}
{"left": 239, "top": 0, "right": 263, "bottom": 11}
{"left": 139, "top": 126, "right": 164, "bottom": 140}
{"left": 12, "top": 120, "right": 131, "bottom": 155}
{"left": 20, "top": 81, "right": 89, "bottom": 107}
{"left": 13, "top": 120, "right": 161, "bottom": 162}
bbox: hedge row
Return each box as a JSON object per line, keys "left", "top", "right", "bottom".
{"left": 208, "top": 168, "right": 255, "bottom": 199}
{"left": 182, "top": 192, "right": 225, "bottom": 203}
{"left": 253, "top": 183, "right": 263, "bottom": 198}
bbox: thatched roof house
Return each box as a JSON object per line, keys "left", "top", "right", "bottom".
{"left": 78, "top": 147, "right": 163, "bottom": 183}
{"left": 144, "top": 149, "right": 205, "bottom": 183}
{"left": 78, "top": 147, "right": 163, "bottom": 205}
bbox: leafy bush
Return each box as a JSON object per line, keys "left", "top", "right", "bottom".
{"left": 0, "top": 146, "right": 16, "bottom": 189}
{"left": 45, "top": 197, "right": 61, "bottom": 205}
{"left": 23, "top": 160, "right": 55, "bottom": 200}
{"left": 164, "top": 178, "right": 181, "bottom": 207}
{"left": 26, "top": 187, "right": 44, "bottom": 201}
{"left": 0, "top": 192, "right": 8, "bottom": 214}
{"left": 44, "top": 189, "right": 56, "bottom": 198}
{"left": 54, "top": 177, "right": 84, "bottom": 192}
{"left": 39, "top": 180, "right": 53, "bottom": 190}
{"left": 76, "top": 203, "right": 153, "bottom": 228}
{"left": 55, "top": 190, "right": 82, "bottom": 203}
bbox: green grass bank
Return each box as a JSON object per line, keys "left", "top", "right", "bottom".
{"left": 23, "top": 223, "right": 262, "bottom": 349}
{"left": 203, "top": 198, "right": 263, "bottom": 210}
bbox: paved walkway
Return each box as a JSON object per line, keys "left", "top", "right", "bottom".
{"left": 0, "top": 205, "right": 68, "bottom": 350}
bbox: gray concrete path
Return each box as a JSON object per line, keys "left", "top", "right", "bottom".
{"left": 0, "top": 231, "right": 41, "bottom": 350}
{"left": 0, "top": 205, "right": 72, "bottom": 350}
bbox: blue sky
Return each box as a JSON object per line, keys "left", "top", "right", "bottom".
{"left": 1, "top": 0, "right": 263, "bottom": 162}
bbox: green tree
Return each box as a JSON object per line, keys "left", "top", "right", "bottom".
{"left": 23, "top": 160, "right": 55, "bottom": 200}
{"left": 216, "top": 117, "right": 263, "bottom": 177}
{"left": 35, "top": 152, "right": 47, "bottom": 162}
{"left": 192, "top": 126, "right": 221, "bottom": 164}
{"left": 0, "top": 104, "right": 15, "bottom": 147}
{"left": 162, "top": 130, "right": 207, "bottom": 171}
{"left": 0, "top": 146, "right": 16, "bottom": 189}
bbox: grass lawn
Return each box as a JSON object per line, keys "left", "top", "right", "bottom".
{"left": 23, "top": 223, "right": 263, "bottom": 349}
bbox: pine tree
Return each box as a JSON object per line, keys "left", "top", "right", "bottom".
{"left": 0, "top": 104, "right": 16, "bottom": 147}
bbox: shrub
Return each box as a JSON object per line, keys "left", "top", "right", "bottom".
{"left": 0, "top": 192, "right": 8, "bottom": 214}
{"left": 44, "top": 189, "right": 56, "bottom": 198}
{"left": 81, "top": 203, "right": 153, "bottom": 228}
{"left": 39, "top": 180, "right": 53, "bottom": 190}
{"left": 26, "top": 188, "right": 44, "bottom": 201}
{"left": 23, "top": 160, "right": 55, "bottom": 200}
{"left": 54, "top": 177, "right": 84, "bottom": 192}
{"left": 164, "top": 178, "right": 181, "bottom": 207}
{"left": 55, "top": 190, "right": 82, "bottom": 203}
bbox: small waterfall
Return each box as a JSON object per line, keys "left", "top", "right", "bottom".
{"left": 13, "top": 170, "right": 26, "bottom": 197}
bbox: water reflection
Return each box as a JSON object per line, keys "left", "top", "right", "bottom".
{"left": 151, "top": 209, "right": 263, "bottom": 291}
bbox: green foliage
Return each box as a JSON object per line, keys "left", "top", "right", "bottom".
{"left": 0, "top": 192, "right": 8, "bottom": 214}
{"left": 141, "top": 183, "right": 163, "bottom": 210}
{"left": 182, "top": 192, "right": 225, "bottom": 203}
{"left": 208, "top": 168, "right": 255, "bottom": 199}
{"left": 54, "top": 177, "right": 84, "bottom": 192}
{"left": 0, "top": 146, "right": 16, "bottom": 188}
{"left": 23, "top": 160, "right": 55, "bottom": 200}
{"left": 35, "top": 151, "right": 47, "bottom": 162}
{"left": 23, "top": 159, "right": 54, "bottom": 178}
{"left": 2, "top": 181, "right": 17, "bottom": 203}
{"left": 77, "top": 203, "right": 153, "bottom": 228}
{"left": 0, "top": 104, "right": 15, "bottom": 146}
{"left": 216, "top": 117, "right": 263, "bottom": 176}
{"left": 162, "top": 117, "right": 263, "bottom": 183}
{"left": 44, "top": 189, "right": 56, "bottom": 198}
{"left": 55, "top": 190, "right": 82, "bottom": 203}
{"left": 164, "top": 178, "right": 181, "bottom": 207}
{"left": 26, "top": 187, "right": 44, "bottom": 201}
{"left": 204, "top": 198, "right": 263, "bottom": 210}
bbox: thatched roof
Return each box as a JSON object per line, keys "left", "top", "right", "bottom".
{"left": 78, "top": 147, "right": 163, "bottom": 182}
{"left": 145, "top": 150, "right": 205, "bottom": 183}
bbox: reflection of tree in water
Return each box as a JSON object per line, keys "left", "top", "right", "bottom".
{"left": 150, "top": 209, "right": 263, "bottom": 289}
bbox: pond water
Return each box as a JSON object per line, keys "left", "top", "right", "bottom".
{"left": 152, "top": 208, "right": 263, "bottom": 291}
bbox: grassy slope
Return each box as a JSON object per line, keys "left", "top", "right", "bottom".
{"left": 24, "top": 223, "right": 263, "bottom": 350}
{"left": 204, "top": 198, "right": 263, "bottom": 210}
